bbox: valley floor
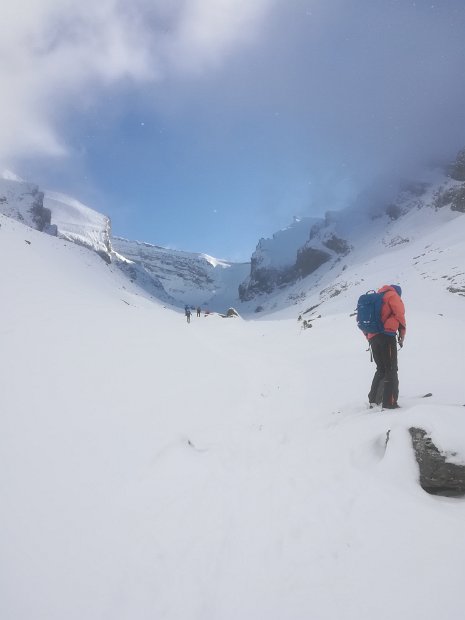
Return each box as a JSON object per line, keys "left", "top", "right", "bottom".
{"left": 1, "top": 214, "right": 465, "bottom": 620}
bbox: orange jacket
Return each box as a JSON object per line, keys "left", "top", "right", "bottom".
{"left": 367, "top": 285, "right": 406, "bottom": 339}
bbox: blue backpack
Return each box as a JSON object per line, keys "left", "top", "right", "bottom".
{"left": 356, "top": 290, "right": 385, "bottom": 334}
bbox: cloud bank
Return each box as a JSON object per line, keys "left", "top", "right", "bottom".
{"left": 215, "top": 0, "right": 465, "bottom": 210}
{"left": 0, "top": 0, "right": 274, "bottom": 163}
{"left": 3, "top": 0, "right": 465, "bottom": 246}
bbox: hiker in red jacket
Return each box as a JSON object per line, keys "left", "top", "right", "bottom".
{"left": 367, "top": 285, "right": 406, "bottom": 409}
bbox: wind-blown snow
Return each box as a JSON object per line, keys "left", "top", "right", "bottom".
{"left": 252, "top": 216, "right": 319, "bottom": 268}
{"left": 2, "top": 169, "right": 24, "bottom": 182}
{"left": 1, "top": 195, "right": 464, "bottom": 619}
{"left": 45, "top": 191, "right": 111, "bottom": 256}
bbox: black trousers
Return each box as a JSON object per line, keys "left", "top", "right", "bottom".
{"left": 368, "top": 334, "right": 399, "bottom": 407}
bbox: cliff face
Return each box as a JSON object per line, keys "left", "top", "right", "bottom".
{"left": 0, "top": 176, "right": 113, "bottom": 261}
{"left": 44, "top": 191, "right": 113, "bottom": 262}
{"left": 238, "top": 214, "right": 351, "bottom": 302}
{"left": 112, "top": 237, "right": 249, "bottom": 311}
{"left": 0, "top": 177, "right": 51, "bottom": 232}
{"left": 3, "top": 146, "right": 465, "bottom": 313}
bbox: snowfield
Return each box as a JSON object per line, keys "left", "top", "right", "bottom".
{"left": 1, "top": 205, "right": 465, "bottom": 620}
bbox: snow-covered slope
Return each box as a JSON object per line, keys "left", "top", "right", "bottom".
{"left": 239, "top": 160, "right": 465, "bottom": 313}
{"left": 113, "top": 236, "right": 249, "bottom": 311}
{"left": 1, "top": 182, "right": 465, "bottom": 619}
{"left": 0, "top": 173, "right": 249, "bottom": 310}
{"left": 3, "top": 152, "right": 464, "bottom": 319}
{"left": 0, "top": 173, "right": 112, "bottom": 259}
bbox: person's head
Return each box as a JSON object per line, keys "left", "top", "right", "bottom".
{"left": 391, "top": 284, "right": 402, "bottom": 297}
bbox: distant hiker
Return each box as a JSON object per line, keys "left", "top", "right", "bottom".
{"left": 357, "top": 285, "right": 406, "bottom": 409}
{"left": 196, "top": 307, "right": 201, "bottom": 317}
{"left": 185, "top": 308, "right": 192, "bottom": 324}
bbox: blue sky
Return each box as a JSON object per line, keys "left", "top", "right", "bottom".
{"left": 2, "top": 1, "right": 465, "bottom": 260}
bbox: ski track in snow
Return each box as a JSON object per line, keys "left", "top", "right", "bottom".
{"left": 1, "top": 211, "right": 465, "bottom": 620}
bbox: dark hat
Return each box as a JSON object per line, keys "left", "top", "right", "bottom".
{"left": 391, "top": 284, "right": 402, "bottom": 297}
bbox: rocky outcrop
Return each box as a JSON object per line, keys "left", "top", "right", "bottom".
{"left": 409, "top": 427, "right": 465, "bottom": 497}
{"left": 322, "top": 234, "right": 351, "bottom": 255}
{"left": 239, "top": 244, "right": 331, "bottom": 300}
{"left": 0, "top": 179, "right": 51, "bottom": 231}
{"left": 238, "top": 217, "right": 324, "bottom": 301}
{"left": 434, "top": 185, "right": 465, "bottom": 213}
{"left": 448, "top": 148, "right": 465, "bottom": 182}
{"left": 295, "top": 246, "right": 330, "bottom": 277}
{"left": 0, "top": 178, "right": 113, "bottom": 261}
{"left": 238, "top": 214, "right": 343, "bottom": 301}
{"left": 30, "top": 190, "right": 51, "bottom": 231}
{"left": 385, "top": 204, "right": 403, "bottom": 221}
{"left": 238, "top": 264, "right": 282, "bottom": 300}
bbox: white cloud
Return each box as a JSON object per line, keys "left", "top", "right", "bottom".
{"left": 0, "top": 0, "right": 274, "bottom": 163}
{"left": 164, "top": 0, "right": 274, "bottom": 75}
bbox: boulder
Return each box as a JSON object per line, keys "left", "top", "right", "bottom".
{"left": 409, "top": 427, "right": 465, "bottom": 497}
{"left": 322, "top": 234, "right": 351, "bottom": 255}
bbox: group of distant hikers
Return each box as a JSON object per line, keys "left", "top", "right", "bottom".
{"left": 184, "top": 305, "right": 203, "bottom": 323}
{"left": 357, "top": 284, "right": 406, "bottom": 410}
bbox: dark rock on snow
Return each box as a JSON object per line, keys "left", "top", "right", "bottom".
{"left": 409, "top": 427, "right": 465, "bottom": 497}
{"left": 435, "top": 185, "right": 465, "bottom": 213}
{"left": 30, "top": 189, "right": 51, "bottom": 231}
{"left": 322, "top": 234, "right": 351, "bottom": 255}
{"left": 295, "top": 246, "right": 330, "bottom": 278}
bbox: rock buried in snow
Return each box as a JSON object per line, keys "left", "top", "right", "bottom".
{"left": 409, "top": 427, "right": 465, "bottom": 497}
